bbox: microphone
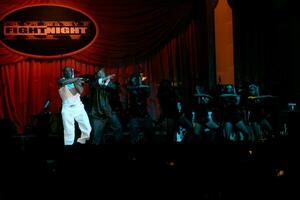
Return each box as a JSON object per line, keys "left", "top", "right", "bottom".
{"left": 43, "top": 100, "right": 50, "bottom": 109}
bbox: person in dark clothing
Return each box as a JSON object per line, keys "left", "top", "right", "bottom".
{"left": 90, "top": 68, "right": 123, "bottom": 144}
{"left": 247, "top": 84, "right": 273, "bottom": 141}
{"left": 219, "top": 84, "right": 250, "bottom": 142}
{"left": 108, "top": 80, "right": 125, "bottom": 143}
{"left": 157, "top": 80, "right": 193, "bottom": 144}
{"left": 192, "top": 83, "right": 220, "bottom": 143}
{"left": 127, "top": 73, "right": 153, "bottom": 144}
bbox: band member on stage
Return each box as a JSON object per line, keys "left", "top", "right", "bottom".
{"left": 90, "top": 68, "right": 123, "bottom": 144}
{"left": 247, "top": 84, "right": 273, "bottom": 140}
{"left": 219, "top": 84, "right": 250, "bottom": 142}
{"left": 127, "top": 72, "right": 153, "bottom": 144}
{"left": 58, "top": 67, "right": 91, "bottom": 145}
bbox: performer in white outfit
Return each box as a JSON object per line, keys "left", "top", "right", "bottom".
{"left": 58, "top": 67, "right": 91, "bottom": 145}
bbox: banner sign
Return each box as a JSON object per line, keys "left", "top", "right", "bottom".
{"left": 0, "top": 5, "right": 98, "bottom": 58}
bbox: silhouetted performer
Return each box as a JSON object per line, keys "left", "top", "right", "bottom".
{"left": 90, "top": 68, "right": 123, "bottom": 144}
{"left": 219, "top": 84, "right": 250, "bottom": 142}
{"left": 157, "top": 80, "right": 193, "bottom": 143}
{"left": 127, "top": 73, "right": 153, "bottom": 144}
{"left": 193, "top": 83, "right": 220, "bottom": 142}
{"left": 247, "top": 84, "right": 273, "bottom": 140}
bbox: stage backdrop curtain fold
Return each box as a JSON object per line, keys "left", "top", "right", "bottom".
{"left": 0, "top": 0, "right": 204, "bottom": 133}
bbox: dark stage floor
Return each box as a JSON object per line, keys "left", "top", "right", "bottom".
{"left": 0, "top": 134, "right": 290, "bottom": 199}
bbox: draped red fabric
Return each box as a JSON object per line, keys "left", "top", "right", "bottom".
{"left": 0, "top": 0, "right": 203, "bottom": 133}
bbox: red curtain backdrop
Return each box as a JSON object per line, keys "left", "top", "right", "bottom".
{"left": 0, "top": 0, "right": 203, "bottom": 133}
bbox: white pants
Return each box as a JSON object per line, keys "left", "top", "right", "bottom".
{"left": 61, "top": 103, "right": 91, "bottom": 145}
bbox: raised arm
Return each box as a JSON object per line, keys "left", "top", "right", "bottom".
{"left": 58, "top": 77, "right": 81, "bottom": 86}
{"left": 58, "top": 77, "right": 84, "bottom": 94}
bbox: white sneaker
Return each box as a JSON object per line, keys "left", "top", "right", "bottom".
{"left": 77, "top": 137, "right": 90, "bottom": 144}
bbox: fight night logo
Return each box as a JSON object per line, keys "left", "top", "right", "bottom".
{"left": 3, "top": 21, "right": 90, "bottom": 40}
{"left": 0, "top": 5, "right": 98, "bottom": 57}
